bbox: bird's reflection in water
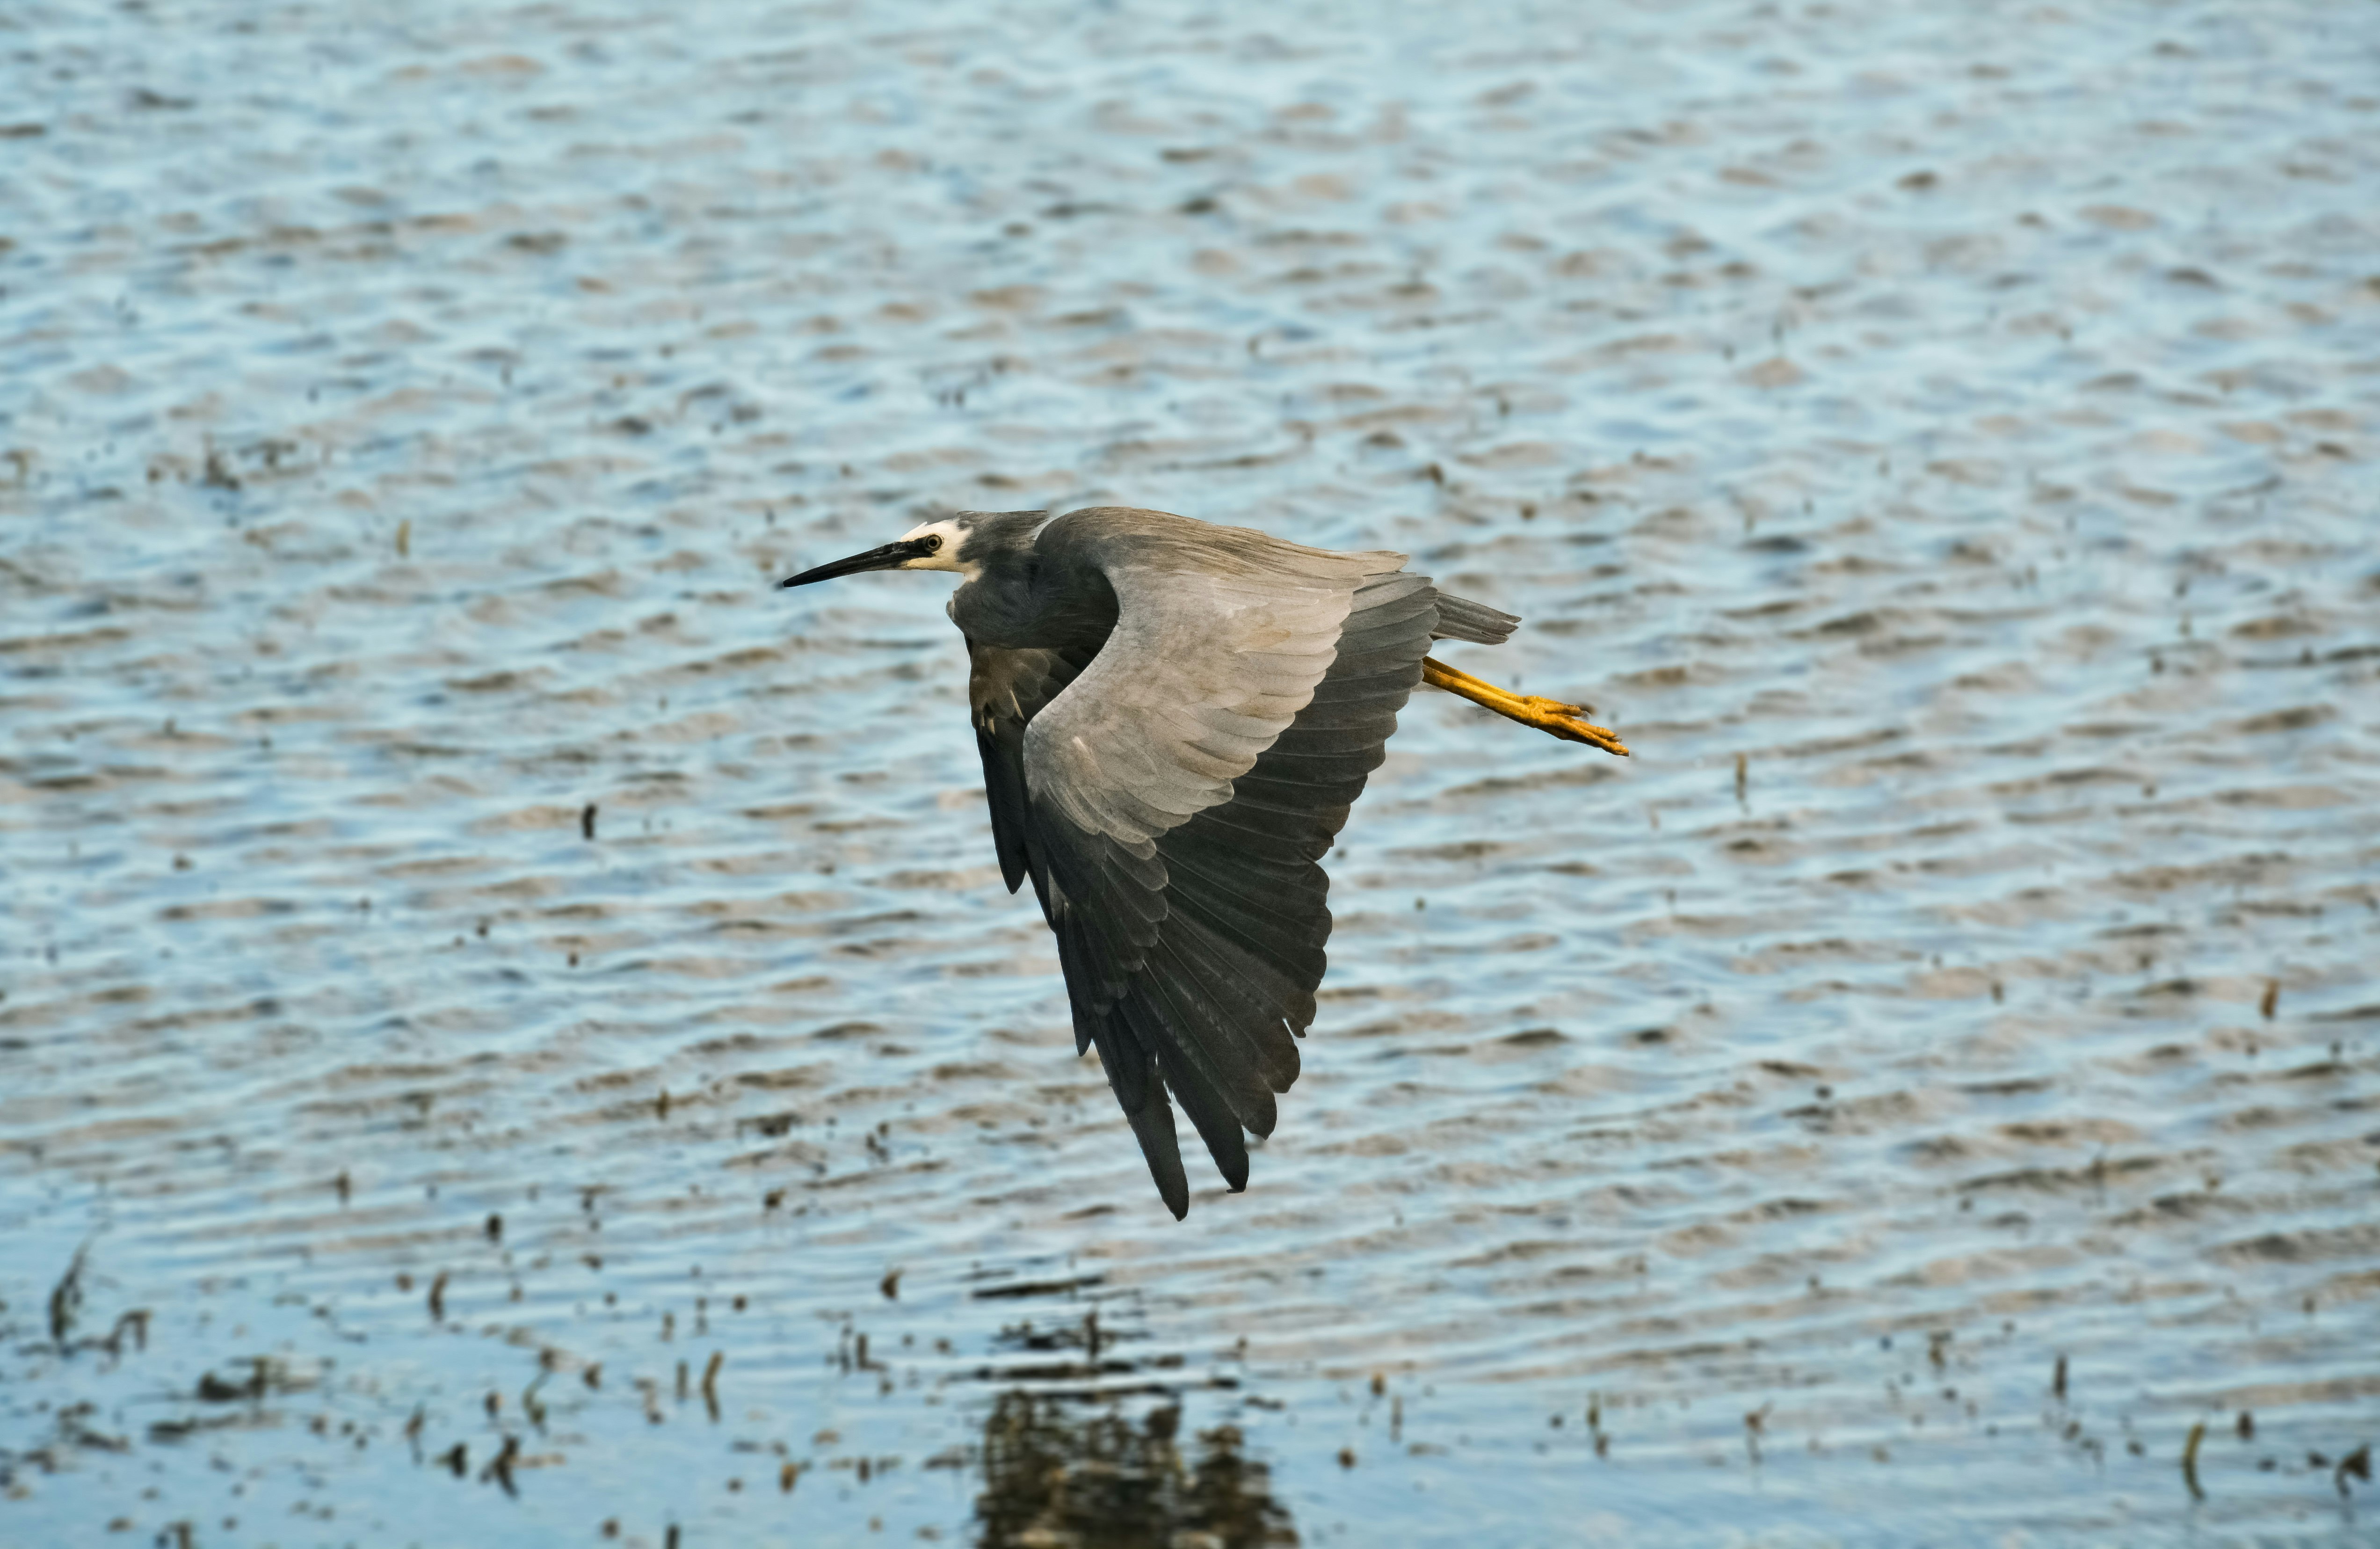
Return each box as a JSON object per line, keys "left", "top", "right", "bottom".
{"left": 976, "top": 1390, "right": 1297, "bottom": 1549}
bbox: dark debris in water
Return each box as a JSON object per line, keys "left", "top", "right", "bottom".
{"left": 970, "top": 1272, "right": 1107, "bottom": 1302}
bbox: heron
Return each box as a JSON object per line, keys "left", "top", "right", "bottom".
{"left": 781, "top": 507, "right": 1627, "bottom": 1217}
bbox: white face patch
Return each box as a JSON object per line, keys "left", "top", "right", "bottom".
{"left": 895, "top": 518, "right": 977, "bottom": 578}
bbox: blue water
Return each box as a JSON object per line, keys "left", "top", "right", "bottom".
{"left": 4, "top": 1, "right": 2376, "bottom": 1544}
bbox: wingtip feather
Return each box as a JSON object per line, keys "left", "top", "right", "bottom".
{"left": 1126, "top": 1091, "right": 1190, "bottom": 1220}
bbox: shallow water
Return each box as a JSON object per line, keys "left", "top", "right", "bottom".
{"left": 4, "top": 0, "right": 2377, "bottom": 1544}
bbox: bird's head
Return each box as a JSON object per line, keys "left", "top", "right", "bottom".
{"left": 777, "top": 510, "right": 1045, "bottom": 590}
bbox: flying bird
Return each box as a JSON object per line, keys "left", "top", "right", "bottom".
{"left": 781, "top": 507, "right": 1627, "bottom": 1217}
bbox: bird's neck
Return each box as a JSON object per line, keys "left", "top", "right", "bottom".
{"left": 949, "top": 550, "right": 1116, "bottom": 652}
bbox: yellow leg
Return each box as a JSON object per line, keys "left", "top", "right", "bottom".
{"left": 1421, "top": 656, "right": 1630, "bottom": 757}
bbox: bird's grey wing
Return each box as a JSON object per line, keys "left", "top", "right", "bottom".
{"left": 1015, "top": 510, "right": 1432, "bottom": 1214}
{"left": 967, "top": 641, "right": 1090, "bottom": 895}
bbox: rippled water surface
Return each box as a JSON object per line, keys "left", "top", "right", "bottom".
{"left": 5, "top": 1, "right": 2378, "bottom": 1544}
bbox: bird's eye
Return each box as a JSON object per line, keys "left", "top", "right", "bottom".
{"left": 922, "top": 534, "right": 943, "bottom": 553}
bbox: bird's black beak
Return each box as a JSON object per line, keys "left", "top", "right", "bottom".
{"left": 777, "top": 537, "right": 937, "bottom": 589}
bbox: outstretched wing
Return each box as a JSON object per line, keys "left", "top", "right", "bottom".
{"left": 969, "top": 508, "right": 1447, "bottom": 1216}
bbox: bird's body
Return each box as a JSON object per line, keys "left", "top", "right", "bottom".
{"left": 782, "top": 506, "right": 1625, "bottom": 1217}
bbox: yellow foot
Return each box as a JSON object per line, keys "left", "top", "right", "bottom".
{"left": 1421, "top": 656, "right": 1630, "bottom": 757}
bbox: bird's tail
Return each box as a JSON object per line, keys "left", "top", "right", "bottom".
{"left": 1429, "top": 589, "right": 1519, "bottom": 645}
